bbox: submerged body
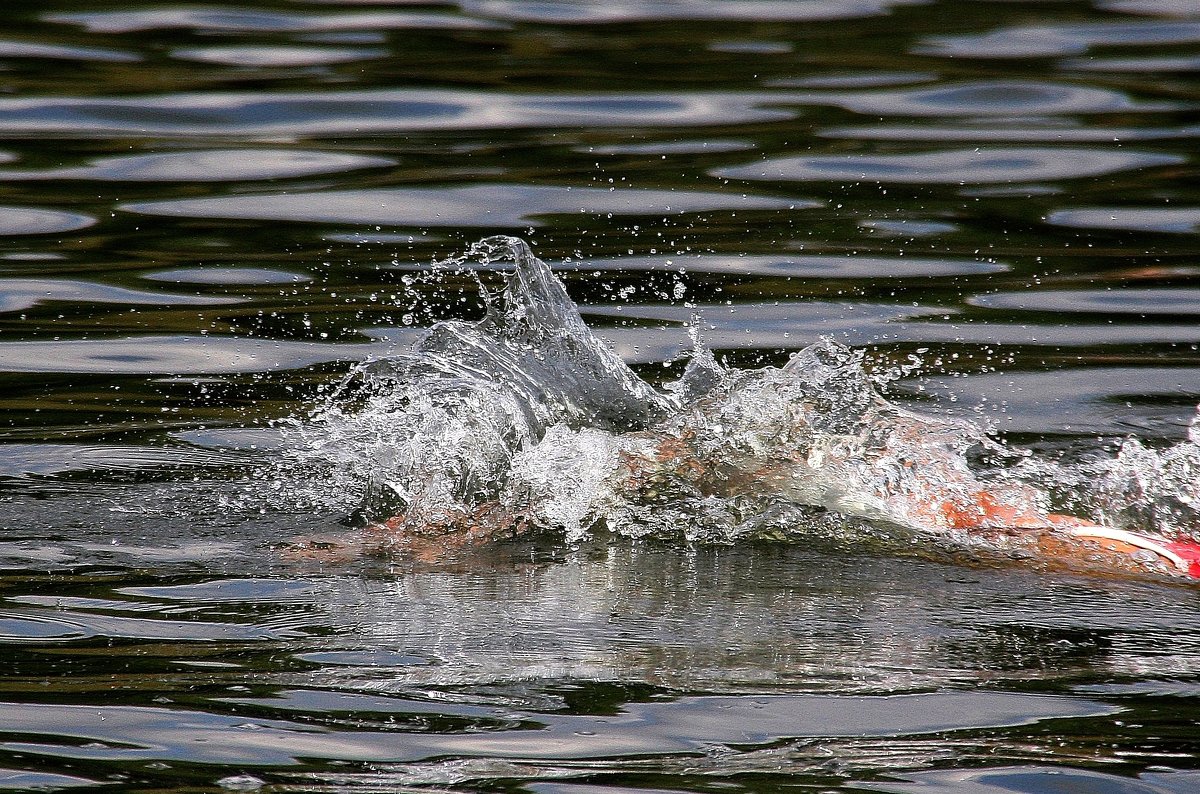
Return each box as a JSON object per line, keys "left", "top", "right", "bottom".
{"left": 298, "top": 237, "right": 1200, "bottom": 581}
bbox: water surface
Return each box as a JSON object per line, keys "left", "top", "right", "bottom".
{"left": 1, "top": 0, "right": 1199, "bottom": 792}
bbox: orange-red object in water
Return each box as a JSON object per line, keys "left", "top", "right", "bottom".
{"left": 938, "top": 489, "right": 1200, "bottom": 580}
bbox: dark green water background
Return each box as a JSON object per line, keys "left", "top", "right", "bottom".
{"left": 0, "top": 0, "right": 1199, "bottom": 791}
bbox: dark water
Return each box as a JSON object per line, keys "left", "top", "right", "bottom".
{"left": 1, "top": 0, "right": 1200, "bottom": 791}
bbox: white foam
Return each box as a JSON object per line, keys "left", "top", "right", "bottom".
{"left": 277, "top": 237, "right": 1200, "bottom": 572}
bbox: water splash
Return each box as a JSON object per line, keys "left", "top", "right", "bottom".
{"left": 286, "top": 236, "right": 669, "bottom": 529}
{"left": 285, "top": 236, "right": 1200, "bottom": 575}
{"left": 1083, "top": 413, "right": 1200, "bottom": 537}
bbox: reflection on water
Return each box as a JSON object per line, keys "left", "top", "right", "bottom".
{"left": 794, "top": 79, "right": 1166, "bottom": 115}
{"left": 917, "top": 19, "right": 1200, "bottom": 58}
{"left": 455, "top": 0, "right": 929, "bottom": 24}
{"left": 1049, "top": 207, "right": 1200, "bottom": 234}
{"left": 555, "top": 252, "right": 1006, "bottom": 277}
{"left": 714, "top": 146, "right": 1181, "bottom": 184}
{"left": 123, "top": 184, "right": 803, "bottom": 227}
{"left": 970, "top": 287, "right": 1200, "bottom": 315}
{"left": 0, "top": 531, "right": 1199, "bottom": 789}
{"left": 0, "top": 90, "right": 795, "bottom": 136}
{"left": 0, "top": 206, "right": 95, "bottom": 235}
{"left": 0, "top": 278, "right": 239, "bottom": 313}
{"left": 46, "top": 8, "right": 509, "bottom": 34}
{"left": 1, "top": 0, "right": 1200, "bottom": 790}
{"left": 141, "top": 267, "right": 311, "bottom": 285}
{"left": 870, "top": 767, "right": 1200, "bottom": 794}
{"left": 0, "top": 334, "right": 401, "bottom": 374}
{"left": 0, "top": 149, "right": 397, "bottom": 182}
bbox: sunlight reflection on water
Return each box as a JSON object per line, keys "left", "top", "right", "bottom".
{"left": 1, "top": 0, "right": 1199, "bottom": 790}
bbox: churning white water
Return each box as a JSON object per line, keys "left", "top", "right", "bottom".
{"left": 284, "top": 237, "right": 1200, "bottom": 577}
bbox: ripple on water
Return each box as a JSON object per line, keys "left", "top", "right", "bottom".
{"left": 970, "top": 288, "right": 1200, "bottom": 315}
{"left": 294, "top": 650, "right": 430, "bottom": 667}
{"left": 0, "top": 607, "right": 282, "bottom": 643}
{"left": 713, "top": 147, "right": 1180, "bottom": 184}
{"left": 1099, "top": 0, "right": 1200, "bottom": 17}
{"left": 911, "top": 366, "right": 1200, "bottom": 436}
{"left": 1061, "top": 54, "right": 1200, "bottom": 72}
{"left": 0, "top": 278, "right": 241, "bottom": 313}
{"left": 0, "top": 769, "right": 97, "bottom": 789}
{"left": 0, "top": 614, "right": 90, "bottom": 642}
{"left": 0, "top": 692, "right": 1114, "bottom": 765}
{"left": 0, "top": 252, "right": 64, "bottom": 261}
{"left": 1047, "top": 207, "right": 1200, "bottom": 234}
{"left": 171, "top": 45, "right": 389, "bottom": 67}
{"left": 0, "top": 334, "right": 404, "bottom": 375}
{"left": 142, "top": 267, "right": 311, "bottom": 285}
{"left": 0, "top": 149, "right": 395, "bottom": 182}
{"left": 557, "top": 252, "right": 999, "bottom": 277}
{"left": 768, "top": 71, "right": 938, "bottom": 88}
{"left": 0, "top": 40, "right": 139, "bottom": 62}
{"left": 459, "top": 0, "right": 928, "bottom": 23}
{"left": 820, "top": 121, "right": 1200, "bottom": 143}
{"left": 860, "top": 218, "right": 959, "bottom": 236}
{"left": 596, "top": 299, "right": 1200, "bottom": 356}
{"left": 865, "top": 766, "right": 1199, "bottom": 794}
{"left": 45, "top": 9, "right": 506, "bottom": 33}
{"left": 0, "top": 89, "right": 794, "bottom": 137}
{"left": 120, "top": 578, "right": 322, "bottom": 604}
{"left": 295, "top": 31, "right": 389, "bottom": 45}
{"left": 915, "top": 20, "right": 1200, "bottom": 58}
{"left": 960, "top": 184, "right": 1063, "bottom": 197}
{"left": 0, "top": 443, "right": 233, "bottom": 478}
{"left": 325, "top": 231, "right": 441, "bottom": 245}
{"left": 123, "top": 184, "right": 805, "bottom": 227}
{"left": 707, "top": 40, "right": 794, "bottom": 54}
{"left": 586, "top": 300, "right": 939, "bottom": 361}
{"left": 809, "top": 80, "right": 1158, "bottom": 116}
{"left": 909, "top": 317, "right": 1200, "bottom": 348}
{"left": 215, "top": 691, "right": 480, "bottom": 718}
{"left": 0, "top": 206, "right": 95, "bottom": 235}
{"left": 576, "top": 138, "right": 756, "bottom": 155}
{"left": 586, "top": 298, "right": 939, "bottom": 329}
{"left": 171, "top": 427, "right": 290, "bottom": 452}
